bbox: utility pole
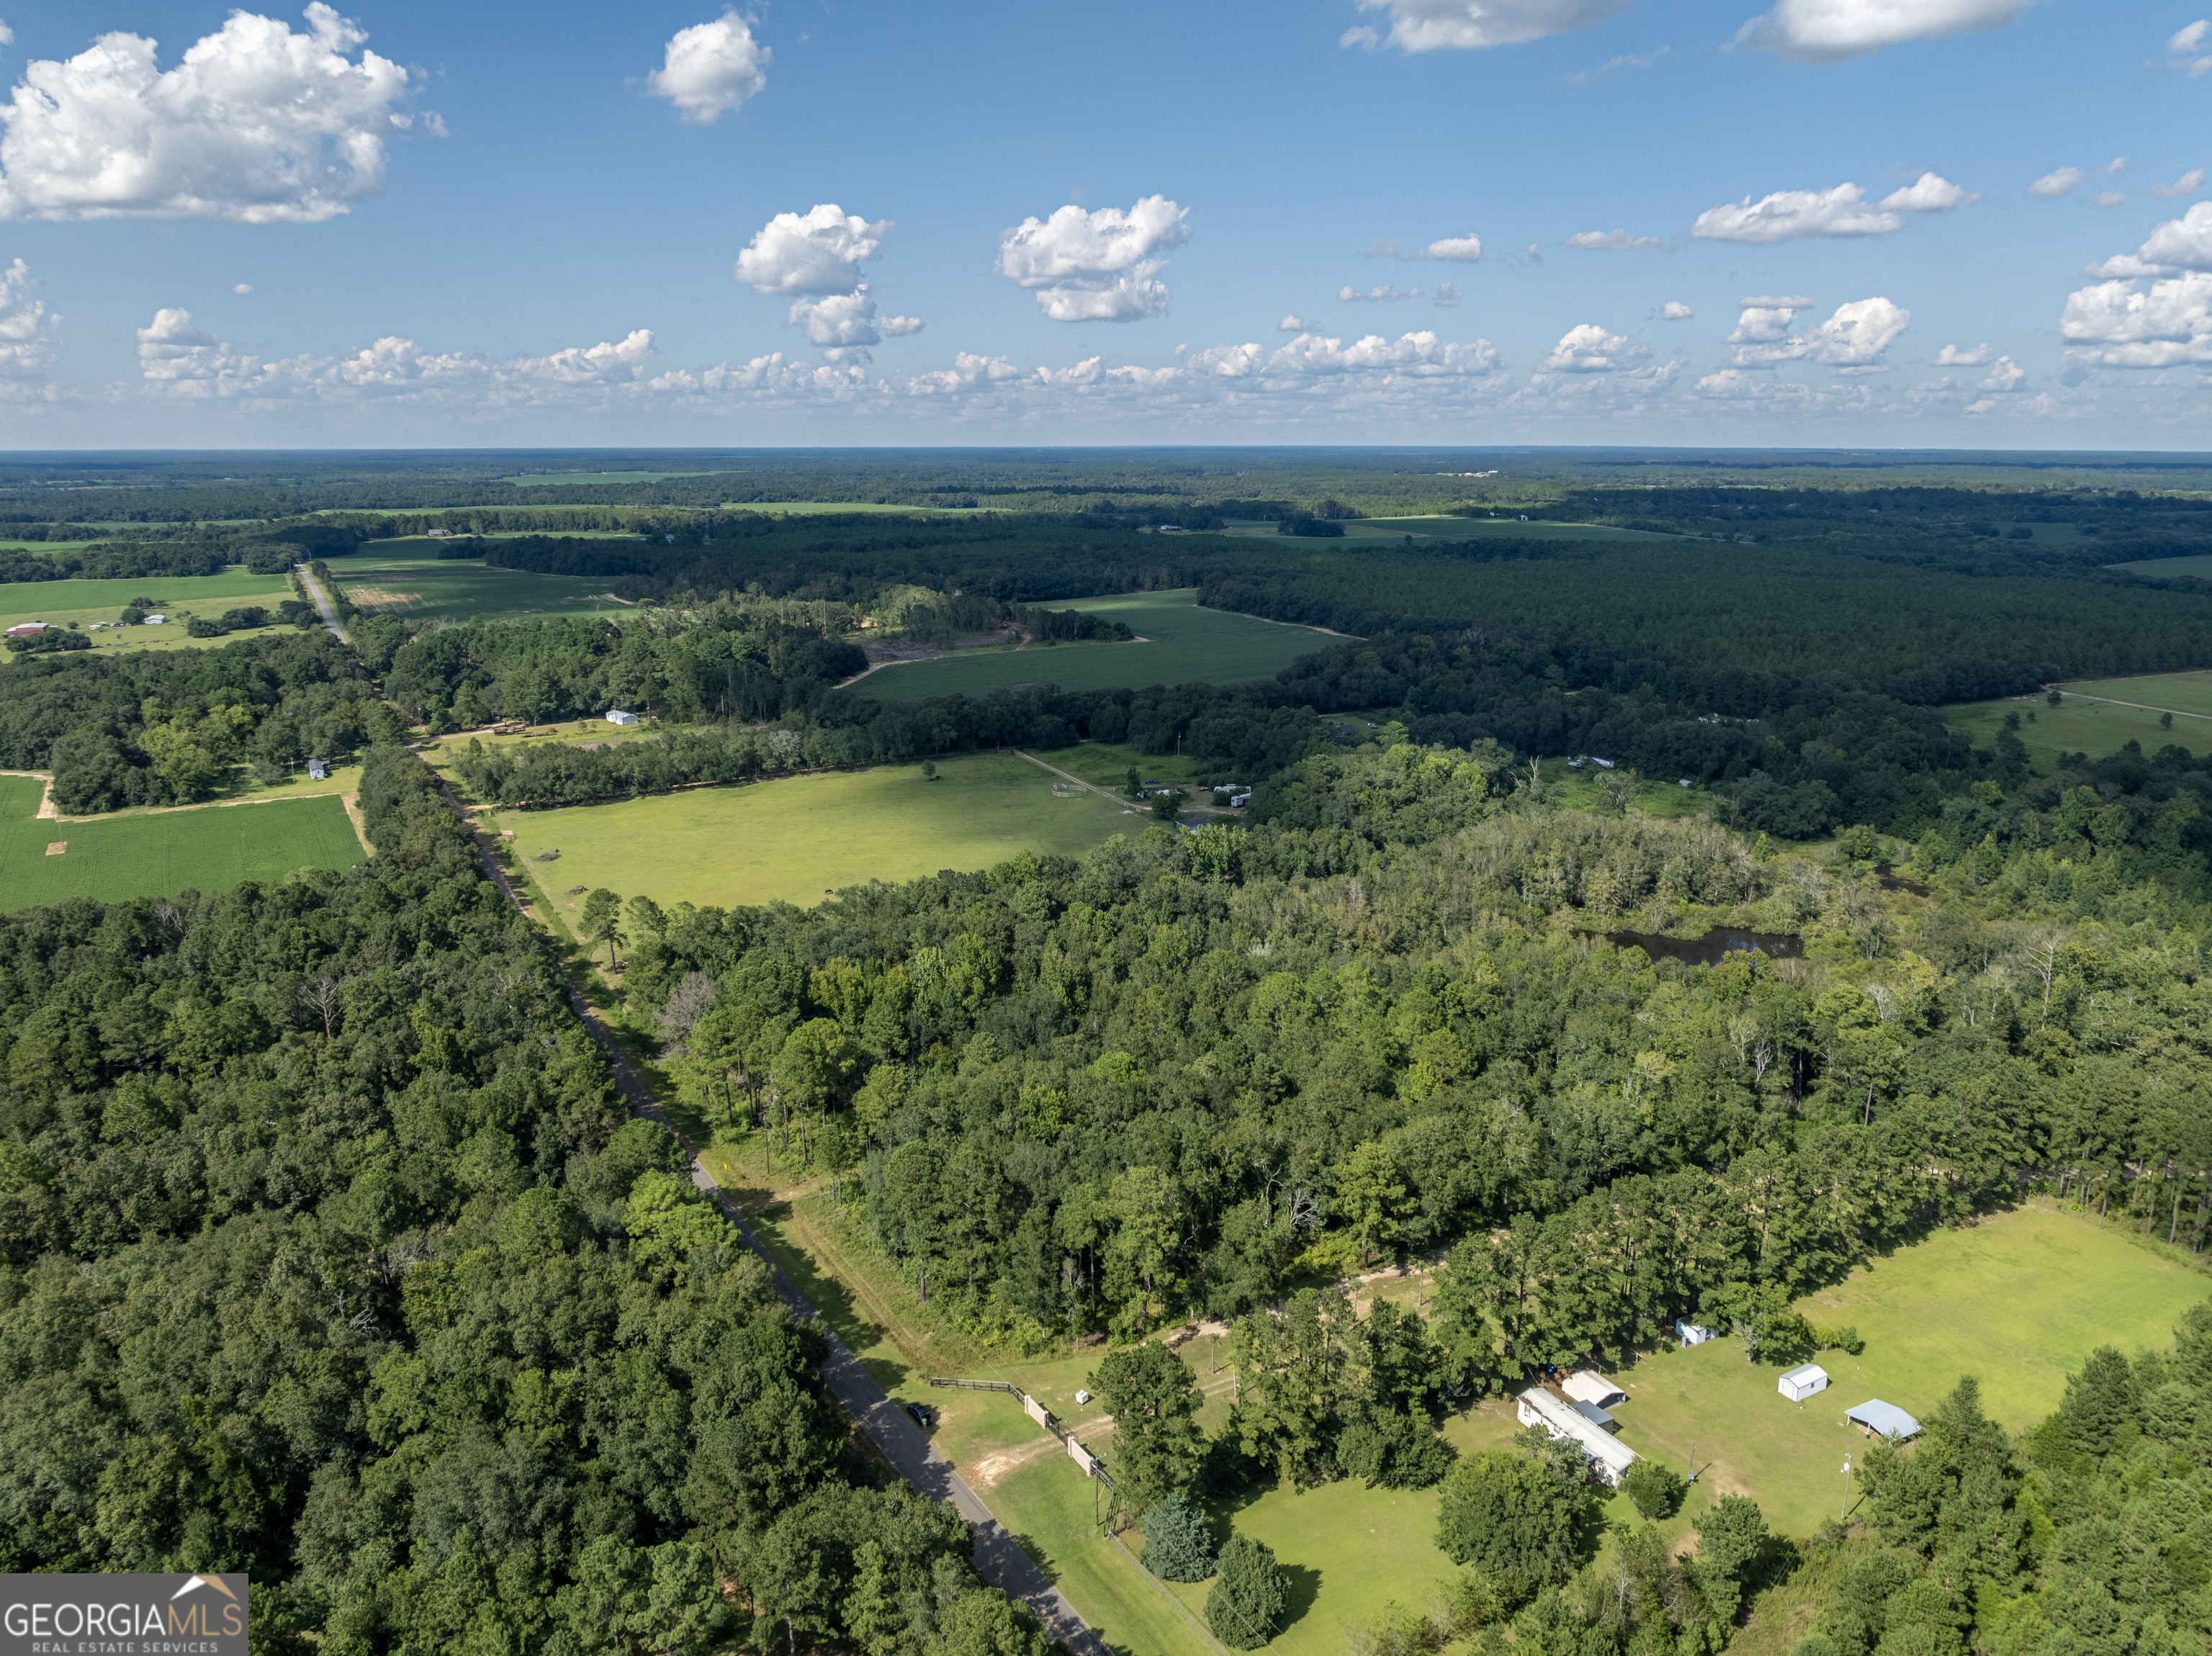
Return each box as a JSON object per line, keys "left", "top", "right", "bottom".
{"left": 1840, "top": 1454, "right": 1852, "bottom": 1521}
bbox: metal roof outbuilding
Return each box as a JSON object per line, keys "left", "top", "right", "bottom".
{"left": 1847, "top": 1400, "right": 1922, "bottom": 1441}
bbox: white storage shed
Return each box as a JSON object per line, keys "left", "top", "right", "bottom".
{"left": 605, "top": 709, "right": 641, "bottom": 726}
{"left": 1676, "top": 1320, "right": 1717, "bottom": 1346}
{"left": 1777, "top": 1363, "right": 1830, "bottom": 1403}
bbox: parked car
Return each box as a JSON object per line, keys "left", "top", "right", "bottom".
{"left": 904, "top": 1401, "right": 932, "bottom": 1429}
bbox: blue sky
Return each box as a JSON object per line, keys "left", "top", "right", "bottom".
{"left": 1, "top": 0, "right": 2208, "bottom": 446}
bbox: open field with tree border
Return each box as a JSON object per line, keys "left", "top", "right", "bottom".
{"left": 0, "top": 570, "right": 300, "bottom": 654}
{"left": 0, "top": 775, "right": 365, "bottom": 910}
{"left": 333, "top": 539, "right": 636, "bottom": 622}
{"left": 485, "top": 752, "right": 1147, "bottom": 917}
{"left": 860, "top": 590, "right": 1345, "bottom": 702}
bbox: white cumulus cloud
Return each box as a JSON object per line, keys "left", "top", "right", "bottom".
{"left": 2164, "top": 19, "right": 2212, "bottom": 76}
{"left": 1340, "top": 0, "right": 1631, "bottom": 53}
{"left": 1877, "top": 171, "right": 1973, "bottom": 212}
{"left": 2030, "top": 167, "right": 2085, "bottom": 198}
{"left": 233, "top": 283, "right": 254, "bottom": 295}
{"left": 1340, "top": 283, "right": 1422, "bottom": 302}
{"left": 136, "top": 306, "right": 660, "bottom": 400}
{"left": 1660, "top": 300, "right": 1694, "bottom": 319}
{"left": 2061, "top": 271, "right": 2212, "bottom": 366}
{"left": 736, "top": 204, "right": 889, "bottom": 296}
{"left": 0, "top": 4, "right": 415, "bottom": 222}
{"left": 783, "top": 287, "right": 922, "bottom": 362}
{"left": 2150, "top": 168, "right": 2206, "bottom": 199}
{"left": 1279, "top": 315, "right": 1311, "bottom": 332}
{"left": 1735, "top": 0, "right": 2032, "bottom": 63}
{"left": 1729, "top": 296, "right": 1909, "bottom": 365}
{"left": 0, "top": 257, "right": 58, "bottom": 382}
{"left": 1935, "top": 342, "right": 1992, "bottom": 364}
{"left": 1542, "top": 323, "right": 1649, "bottom": 371}
{"left": 995, "top": 196, "right": 1188, "bottom": 322}
{"left": 1364, "top": 234, "right": 1483, "bottom": 261}
{"left": 1691, "top": 183, "right": 1902, "bottom": 243}
{"left": 647, "top": 13, "right": 768, "bottom": 124}
{"left": 1980, "top": 356, "right": 2026, "bottom": 390}
{"left": 1565, "top": 228, "right": 1663, "bottom": 249}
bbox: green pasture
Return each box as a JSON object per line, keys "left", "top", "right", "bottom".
{"left": 1533, "top": 757, "right": 1709, "bottom": 819}
{"left": 1025, "top": 739, "right": 1217, "bottom": 791}
{"left": 0, "top": 570, "right": 301, "bottom": 655}
{"left": 1609, "top": 1204, "right": 2207, "bottom": 1539}
{"left": 731, "top": 500, "right": 1002, "bottom": 516}
{"left": 2057, "top": 667, "right": 2212, "bottom": 719}
{"left": 857, "top": 590, "right": 1341, "bottom": 703}
{"left": 334, "top": 540, "right": 631, "bottom": 623}
{"left": 2110, "top": 552, "right": 2212, "bottom": 576}
{"left": 505, "top": 472, "right": 691, "bottom": 486}
{"left": 485, "top": 752, "right": 1146, "bottom": 915}
{"left": 0, "top": 776, "right": 364, "bottom": 912}
{"left": 1216, "top": 516, "right": 1677, "bottom": 543}
{"left": 1945, "top": 670, "right": 2212, "bottom": 770}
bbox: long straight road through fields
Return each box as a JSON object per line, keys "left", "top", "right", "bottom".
{"left": 428, "top": 768, "right": 1106, "bottom": 1656}
{"left": 295, "top": 562, "right": 351, "bottom": 644}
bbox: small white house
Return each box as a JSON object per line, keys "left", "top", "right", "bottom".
{"left": 605, "top": 709, "right": 641, "bottom": 726}
{"left": 1777, "top": 1363, "right": 1830, "bottom": 1403}
{"left": 1564, "top": 1371, "right": 1627, "bottom": 1409}
{"left": 1676, "top": 1320, "right": 1717, "bottom": 1346}
{"left": 143, "top": 613, "right": 168, "bottom": 626}
{"left": 307, "top": 760, "right": 329, "bottom": 780}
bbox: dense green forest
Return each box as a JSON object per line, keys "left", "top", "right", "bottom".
{"left": 0, "top": 747, "right": 1058, "bottom": 1656}
{"left": 381, "top": 600, "right": 866, "bottom": 727}
{"left": 0, "top": 631, "right": 389, "bottom": 811}
{"left": 619, "top": 739, "right": 2212, "bottom": 1359}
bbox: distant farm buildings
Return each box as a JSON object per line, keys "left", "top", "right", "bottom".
{"left": 1516, "top": 1386, "right": 1637, "bottom": 1487}
{"left": 1778, "top": 1364, "right": 1830, "bottom": 1403}
{"left": 4, "top": 622, "right": 48, "bottom": 636}
{"left": 605, "top": 709, "right": 641, "bottom": 726}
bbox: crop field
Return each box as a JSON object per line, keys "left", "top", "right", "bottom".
{"left": 0, "top": 570, "right": 300, "bottom": 654}
{"left": 333, "top": 540, "right": 631, "bottom": 623}
{"left": 1609, "top": 1204, "right": 2207, "bottom": 1539}
{"left": 1946, "top": 670, "right": 2212, "bottom": 769}
{"left": 857, "top": 589, "right": 1343, "bottom": 702}
{"left": 487, "top": 751, "right": 1146, "bottom": 914}
{"left": 0, "top": 776, "right": 364, "bottom": 912}
{"left": 1218, "top": 516, "right": 1678, "bottom": 543}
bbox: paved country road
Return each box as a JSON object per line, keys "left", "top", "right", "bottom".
{"left": 295, "top": 561, "right": 351, "bottom": 644}
{"left": 427, "top": 769, "right": 1107, "bottom": 1656}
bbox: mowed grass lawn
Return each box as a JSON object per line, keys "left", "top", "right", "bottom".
{"left": 333, "top": 540, "right": 631, "bottom": 623}
{"left": 487, "top": 752, "right": 1146, "bottom": 915}
{"left": 0, "top": 570, "right": 300, "bottom": 654}
{"left": 1609, "top": 1205, "right": 2208, "bottom": 1539}
{"left": 861, "top": 590, "right": 1344, "bottom": 702}
{"left": 0, "top": 776, "right": 364, "bottom": 912}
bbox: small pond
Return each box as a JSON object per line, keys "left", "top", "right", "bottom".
{"left": 1875, "top": 863, "right": 1931, "bottom": 896}
{"left": 1601, "top": 927, "right": 1803, "bottom": 966}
